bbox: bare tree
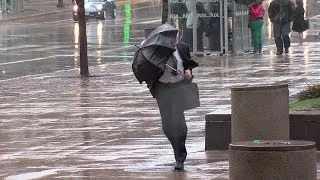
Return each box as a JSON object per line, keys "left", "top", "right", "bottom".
{"left": 161, "top": 0, "right": 168, "bottom": 24}
{"left": 76, "top": 0, "right": 89, "bottom": 76}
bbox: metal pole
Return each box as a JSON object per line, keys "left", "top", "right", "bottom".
{"left": 232, "top": 0, "right": 236, "bottom": 53}
{"left": 241, "top": 4, "right": 244, "bottom": 50}
{"left": 9, "top": 0, "right": 11, "bottom": 12}
{"left": 161, "top": 0, "right": 168, "bottom": 24}
{"left": 224, "top": 0, "right": 228, "bottom": 54}
{"left": 4, "top": 0, "right": 6, "bottom": 12}
{"left": 220, "top": 0, "right": 223, "bottom": 54}
{"left": 192, "top": 1, "right": 197, "bottom": 53}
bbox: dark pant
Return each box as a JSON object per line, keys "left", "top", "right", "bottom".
{"left": 154, "top": 82, "right": 188, "bottom": 163}
{"left": 273, "top": 22, "right": 291, "bottom": 53}
{"left": 180, "top": 27, "right": 204, "bottom": 52}
{"left": 250, "top": 19, "right": 264, "bottom": 52}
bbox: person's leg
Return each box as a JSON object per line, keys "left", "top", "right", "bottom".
{"left": 197, "top": 28, "right": 204, "bottom": 52}
{"left": 156, "top": 84, "right": 188, "bottom": 167}
{"left": 257, "top": 20, "right": 264, "bottom": 53}
{"left": 251, "top": 20, "right": 261, "bottom": 53}
{"left": 208, "top": 29, "right": 221, "bottom": 51}
{"left": 273, "top": 23, "right": 283, "bottom": 55}
{"left": 282, "top": 23, "right": 291, "bottom": 53}
{"left": 170, "top": 111, "right": 187, "bottom": 163}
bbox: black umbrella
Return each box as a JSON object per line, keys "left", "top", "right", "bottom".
{"left": 234, "top": 0, "right": 264, "bottom": 5}
{"left": 132, "top": 23, "right": 178, "bottom": 84}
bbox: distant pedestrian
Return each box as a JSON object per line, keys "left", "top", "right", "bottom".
{"left": 248, "top": 0, "right": 264, "bottom": 54}
{"left": 292, "top": 0, "right": 306, "bottom": 45}
{"left": 205, "top": 1, "right": 233, "bottom": 52}
{"left": 57, "top": 0, "right": 64, "bottom": 8}
{"left": 268, "top": 0, "right": 295, "bottom": 55}
{"left": 181, "top": 1, "right": 206, "bottom": 53}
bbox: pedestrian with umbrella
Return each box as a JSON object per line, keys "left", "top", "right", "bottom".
{"left": 132, "top": 23, "right": 199, "bottom": 171}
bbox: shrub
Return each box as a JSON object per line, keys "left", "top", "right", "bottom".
{"left": 297, "top": 84, "right": 320, "bottom": 101}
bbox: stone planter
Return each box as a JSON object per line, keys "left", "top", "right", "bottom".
{"left": 205, "top": 112, "right": 320, "bottom": 150}
{"left": 229, "top": 140, "right": 317, "bottom": 180}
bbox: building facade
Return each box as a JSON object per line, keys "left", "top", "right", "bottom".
{"left": 168, "top": 0, "right": 251, "bottom": 54}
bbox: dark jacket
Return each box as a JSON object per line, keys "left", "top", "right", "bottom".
{"left": 292, "top": 4, "right": 305, "bottom": 32}
{"left": 268, "top": 0, "right": 295, "bottom": 24}
{"left": 177, "top": 42, "right": 199, "bottom": 70}
{"left": 147, "top": 42, "right": 199, "bottom": 97}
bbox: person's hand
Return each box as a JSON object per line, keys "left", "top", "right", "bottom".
{"left": 184, "top": 69, "right": 193, "bottom": 79}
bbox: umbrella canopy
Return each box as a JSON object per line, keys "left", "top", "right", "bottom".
{"left": 234, "top": 0, "right": 264, "bottom": 5}
{"left": 132, "top": 23, "right": 178, "bottom": 84}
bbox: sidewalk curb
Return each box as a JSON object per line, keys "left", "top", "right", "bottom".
{"left": 0, "top": 9, "right": 70, "bottom": 23}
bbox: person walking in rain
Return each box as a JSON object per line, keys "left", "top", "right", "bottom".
{"left": 136, "top": 24, "right": 199, "bottom": 171}
{"left": 248, "top": 0, "right": 264, "bottom": 54}
{"left": 154, "top": 37, "right": 198, "bottom": 171}
{"left": 292, "top": 0, "right": 306, "bottom": 45}
{"left": 268, "top": 0, "right": 295, "bottom": 55}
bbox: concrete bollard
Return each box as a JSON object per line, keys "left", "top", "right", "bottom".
{"left": 229, "top": 140, "right": 317, "bottom": 180}
{"left": 231, "top": 84, "right": 289, "bottom": 142}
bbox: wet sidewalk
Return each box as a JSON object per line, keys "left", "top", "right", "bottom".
{"left": 0, "top": 0, "right": 155, "bottom": 22}
{"left": 0, "top": 41, "right": 320, "bottom": 179}
{"left": 0, "top": 0, "right": 319, "bottom": 178}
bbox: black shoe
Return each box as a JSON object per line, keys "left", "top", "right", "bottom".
{"left": 195, "top": 54, "right": 204, "bottom": 57}
{"left": 276, "top": 51, "right": 282, "bottom": 55}
{"left": 251, "top": 50, "right": 258, "bottom": 54}
{"left": 284, "top": 49, "right": 289, "bottom": 53}
{"left": 174, "top": 162, "right": 184, "bottom": 171}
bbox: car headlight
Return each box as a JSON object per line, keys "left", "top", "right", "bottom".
{"left": 97, "top": 4, "right": 103, "bottom": 10}
{"left": 73, "top": 5, "right": 78, "bottom": 12}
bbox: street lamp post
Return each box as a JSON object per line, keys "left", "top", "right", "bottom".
{"left": 76, "top": 0, "right": 89, "bottom": 76}
{"left": 161, "top": 0, "right": 168, "bottom": 24}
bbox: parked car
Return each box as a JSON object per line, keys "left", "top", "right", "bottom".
{"left": 73, "top": 0, "right": 116, "bottom": 21}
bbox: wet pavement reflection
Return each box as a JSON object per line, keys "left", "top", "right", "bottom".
{"left": 0, "top": 0, "right": 320, "bottom": 179}
{"left": 0, "top": 1, "right": 162, "bottom": 80}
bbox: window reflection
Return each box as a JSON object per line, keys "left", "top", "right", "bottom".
{"left": 73, "top": 23, "right": 79, "bottom": 68}
{"left": 303, "top": 0, "right": 307, "bottom": 39}
{"left": 304, "top": 45, "right": 309, "bottom": 67}
{"left": 97, "top": 22, "right": 103, "bottom": 47}
{"left": 122, "top": 3, "right": 132, "bottom": 62}
{"left": 268, "top": 0, "right": 272, "bottom": 39}
{"left": 123, "top": 3, "right": 131, "bottom": 44}
{"left": 96, "top": 22, "right": 103, "bottom": 65}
